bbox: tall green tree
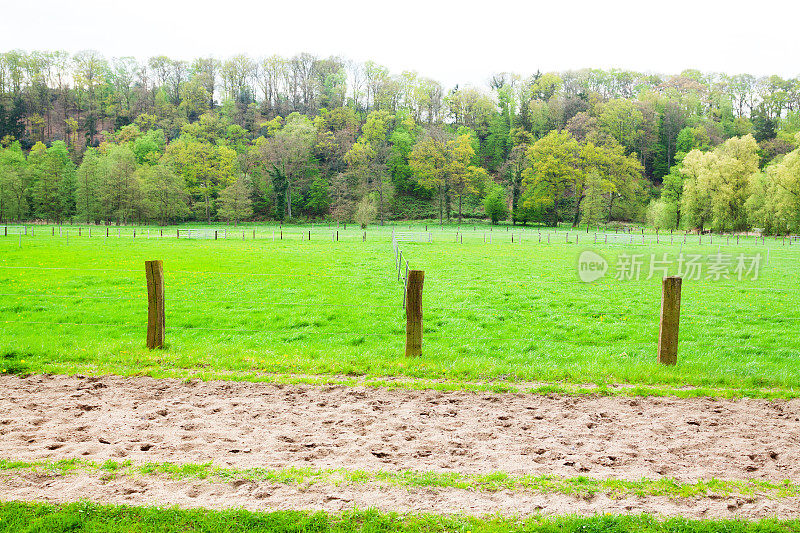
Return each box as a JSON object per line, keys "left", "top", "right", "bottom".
{"left": 218, "top": 175, "right": 253, "bottom": 226}
{"left": 0, "top": 141, "right": 28, "bottom": 221}
{"left": 140, "top": 161, "right": 189, "bottom": 225}
{"left": 521, "top": 130, "right": 580, "bottom": 226}
{"left": 75, "top": 147, "right": 102, "bottom": 223}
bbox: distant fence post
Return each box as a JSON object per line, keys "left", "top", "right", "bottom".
{"left": 405, "top": 270, "right": 424, "bottom": 357}
{"left": 657, "top": 276, "right": 682, "bottom": 365}
{"left": 145, "top": 260, "right": 165, "bottom": 349}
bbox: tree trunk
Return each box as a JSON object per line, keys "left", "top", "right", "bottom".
{"left": 607, "top": 195, "right": 616, "bottom": 223}
{"left": 552, "top": 195, "right": 559, "bottom": 227}
{"left": 378, "top": 182, "right": 384, "bottom": 226}
{"left": 511, "top": 174, "right": 520, "bottom": 226}
{"left": 572, "top": 193, "right": 585, "bottom": 228}
{"left": 439, "top": 187, "right": 443, "bottom": 226}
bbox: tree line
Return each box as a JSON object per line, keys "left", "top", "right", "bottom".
{"left": 0, "top": 50, "right": 798, "bottom": 231}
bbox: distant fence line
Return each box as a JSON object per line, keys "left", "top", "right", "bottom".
{"left": 4, "top": 224, "right": 799, "bottom": 249}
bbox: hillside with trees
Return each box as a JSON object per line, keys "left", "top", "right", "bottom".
{"left": 1, "top": 50, "right": 798, "bottom": 232}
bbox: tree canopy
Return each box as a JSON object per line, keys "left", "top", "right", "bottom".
{"left": 1, "top": 50, "right": 798, "bottom": 230}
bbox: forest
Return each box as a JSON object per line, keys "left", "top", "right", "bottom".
{"left": 1, "top": 50, "right": 799, "bottom": 232}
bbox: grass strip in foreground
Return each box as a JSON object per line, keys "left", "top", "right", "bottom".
{"left": 1, "top": 501, "right": 799, "bottom": 532}
{"left": 2, "top": 459, "right": 799, "bottom": 500}
{"left": 8, "top": 364, "right": 800, "bottom": 400}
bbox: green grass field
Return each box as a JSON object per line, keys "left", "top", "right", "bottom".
{"left": 3, "top": 501, "right": 799, "bottom": 533}
{"left": 1, "top": 222, "right": 798, "bottom": 393}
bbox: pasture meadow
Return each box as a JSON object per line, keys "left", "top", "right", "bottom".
{"left": 1, "top": 223, "right": 798, "bottom": 394}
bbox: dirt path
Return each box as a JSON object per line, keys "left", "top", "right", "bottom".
{"left": 1, "top": 374, "right": 799, "bottom": 517}
{"left": 3, "top": 470, "right": 800, "bottom": 519}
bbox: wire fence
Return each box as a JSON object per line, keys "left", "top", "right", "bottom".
{"left": 1, "top": 230, "right": 798, "bottom": 357}
{"left": 5, "top": 223, "right": 800, "bottom": 248}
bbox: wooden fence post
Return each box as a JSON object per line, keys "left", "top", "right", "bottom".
{"left": 405, "top": 270, "right": 424, "bottom": 357}
{"left": 657, "top": 276, "right": 682, "bottom": 365}
{"left": 145, "top": 260, "right": 165, "bottom": 349}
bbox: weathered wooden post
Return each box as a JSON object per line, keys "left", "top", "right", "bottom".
{"left": 657, "top": 276, "right": 682, "bottom": 365}
{"left": 145, "top": 260, "right": 165, "bottom": 349}
{"left": 405, "top": 270, "right": 424, "bottom": 357}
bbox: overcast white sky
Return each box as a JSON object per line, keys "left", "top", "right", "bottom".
{"left": 2, "top": 0, "right": 798, "bottom": 88}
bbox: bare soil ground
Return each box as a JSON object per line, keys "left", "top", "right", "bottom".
{"left": 1, "top": 374, "right": 799, "bottom": 517}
